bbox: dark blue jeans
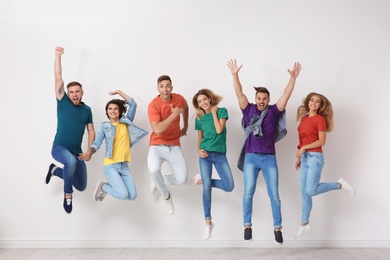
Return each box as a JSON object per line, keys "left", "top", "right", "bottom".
{"left": 51, "top": 145, "right": 87, "bottom": 194}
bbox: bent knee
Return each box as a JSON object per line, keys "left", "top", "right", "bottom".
{"left": 225, "top": 183, "right": 234, "bottom": 192}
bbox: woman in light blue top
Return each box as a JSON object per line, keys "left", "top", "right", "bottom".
{"left": 88, "top": 90, "right": 148, "bottom": 201}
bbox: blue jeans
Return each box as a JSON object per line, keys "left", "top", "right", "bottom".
{"left": 199, "top": 151, "right": 234, "bottom": 220}
{"left": 300, "top": 152, "right": 340, "bottom": 224}
{"left": 147, "top": 145, "right": 188, "bottom": 199}
{"left": 243, "top": 153, "right": 282, "bottom": 228}
{"left": 102, "top": 162, "right": 137, "bottom": 200}
{"left": 51, "top": 145, "right": 87, "bottom": 194}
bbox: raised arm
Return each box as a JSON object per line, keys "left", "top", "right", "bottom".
{"left": 109, "top": 90, "right": 130, "bottom": 100}
{"left": 227, "top": 59, "right": 249, "bottom": 110}
{"left": 276, "top": 62, "right": 302, "bottom": 111}
{"left": 54, "top": 46, "right": 65, "bottom": 100}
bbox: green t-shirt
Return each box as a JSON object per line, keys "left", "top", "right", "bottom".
{"left": 195, "top": 107, "right": 228, "bottom": 153}
{"left": 53, "top": 94, "right": 93, "bottom": 154}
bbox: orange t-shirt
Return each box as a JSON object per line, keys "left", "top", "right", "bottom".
{"left": 148, "top": 93, "right": 187, "bottom": 146}
{"left": 297, "top": 114, "right": 326, "bottom": 153}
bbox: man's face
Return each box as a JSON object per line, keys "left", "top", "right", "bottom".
{"left": 68, "top": 85, "right": 83, "bottom": 105}
{"left": 157, "top": 80, "right": 173, "bottom": 101}
{"left": 255, "top": 92, "right": 270, "bottom": 111}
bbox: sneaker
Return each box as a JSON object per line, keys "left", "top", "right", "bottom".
{"left": 294, "top": 224, "right": 311, "bottom": 239}
{"left": 93, "top": 181, "right": 107, "bottom": 201}
{"left": 244, "top": 227, "right": 252, "bottom": 242}
{"left": 187, "top": 173, "right": 202, "bottom": 185}
{"left": 164, "top": 193, "right": 174, "bottom": 215}
{"left": 63, "top": 194, "right": 72, "bottom": 214}
{"left": 150, "top": 179, "right": 157, "bottom": 196}
{"left": 203, "top": 223, "right": 214, "bottom": 240}
{"left": 45, "top": 163, "right": 56, "bottom": 184}
{"left": 338, "top": 178, "right": 355, "bottom": 195}
{"left": 274, "top": 230, "right": 283, "bottom": 245}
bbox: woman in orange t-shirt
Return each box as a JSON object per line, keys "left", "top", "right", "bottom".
{"left": 293, "top": 92, "right": 355, "bottom": 239}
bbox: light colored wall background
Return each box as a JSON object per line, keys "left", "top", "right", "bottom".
{"left": 0, "top": 0, "right": 389, "bottom": 248}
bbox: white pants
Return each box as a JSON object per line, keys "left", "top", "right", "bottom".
{"left": 147, "top": 145, "right": 188, "bottom": 199}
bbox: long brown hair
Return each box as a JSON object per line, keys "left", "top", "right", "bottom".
{"left": 192, "top": 89, "right": 222, "bottom": 119}
{"left": 296, "top": 92, "right": 334, "bottom": 132}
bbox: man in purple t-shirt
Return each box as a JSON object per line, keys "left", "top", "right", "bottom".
{"left": 227, "top": 59, "right": 301, "bottom": 245}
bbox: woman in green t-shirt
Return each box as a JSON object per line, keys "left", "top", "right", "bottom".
{"left": 189, "top": 89, "right": 235, "bottom": 240}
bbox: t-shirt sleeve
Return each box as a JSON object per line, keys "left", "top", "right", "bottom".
{"left": 87, "top": 108, "right": 93, "bottom": 124}
{"left": 218, "top": 107, "right": 228, "bottom": 120}
{"left": 317, "top": 116, "right": 327, "bottom": 131}
{"left": 148, "top": 101, "right": 161, "bottom": 122}
{"left": 195, "top": 118, "right": 201, "bottom": 130}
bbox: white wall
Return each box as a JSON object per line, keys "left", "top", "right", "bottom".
{"left": 1, "top": 0, "right": 389, "bottom": 248}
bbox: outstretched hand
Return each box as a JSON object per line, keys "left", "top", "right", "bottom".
{"left": 288, "top": 62, "right": 302, "bottom": 78}
{"left": 227, "top": 59, "right": 243, "bottom": 75}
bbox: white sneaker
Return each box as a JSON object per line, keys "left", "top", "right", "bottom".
{"left": 165, "top": 193, "right": 174, "bottom": 215}
{"left": 187, "top": 173, "right": 202, "bottom": 185}
{"left": 93, "top": 181, "right": 107, "bottom": 201}
{"left": 338, "top": 178, "right": 355, "bottom": 195}
{"left": 150, "top": 179, "right": 157, "bottom": 196}
{"left": 294, "top": 224, "right": 311, "bottom": 239}
{"left": 203, "top": 223, "right": 214, "bottom": 239}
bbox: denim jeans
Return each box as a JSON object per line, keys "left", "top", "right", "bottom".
{"left": 199, "top": 151, "right": 234, "bottom": 220}
{"left": 51, "top": 145, "right": 87, "bottom": 194}
{"left": 147, "top": 145, "right": 188, "bottom": 199}
{"left": 102, "top": 162, "right": 137, "bottom": 200}
{"left": 243, "top": 153, "right": 282, "bottom": 228}
{"left": 300, "top": 152, "right": 340, "bottom": 224}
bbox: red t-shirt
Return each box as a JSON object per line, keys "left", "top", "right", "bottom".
{"left": 297, "top": 114, "right": 326, "bottom": 153}
{"left": 148, "top": 93, "right": 187, "bottom": 146}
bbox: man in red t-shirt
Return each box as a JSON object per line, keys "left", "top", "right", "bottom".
{"left": 147, "top": 75, "right": 189, "bottom": 215}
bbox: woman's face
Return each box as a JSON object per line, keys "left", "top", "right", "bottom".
{"left": 308, "top": 95, "right": 322, "bottom": 113}
{"left": 107, "top": 103, "right": 120, "bottom": 121}
{"left": 197, "top": 94, "right": 212, "bottom": 112}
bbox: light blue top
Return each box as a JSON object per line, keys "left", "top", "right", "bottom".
{"left": 91, "top": 98, "right": 149, "bottom": 158}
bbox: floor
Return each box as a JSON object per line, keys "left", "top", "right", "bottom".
{"left": 1, "top": 247, "right": 389, "bottom": 260}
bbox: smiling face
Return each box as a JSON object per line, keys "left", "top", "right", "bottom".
{"left": 67, "top": 85, "right": 84, "bottom": 106}
{"left": 196, "top": 94, "right": 212, "bottom": 113}
{"left": 157, "top": 79, "right": 173, "bottom": 102}
{"left": 255, "top": 92, "right": 270, "bottom": 111}
{"left": 308, "top": 95, "right": 323, "bottom": 114}
{"left": 106, "top": 103, "right": 120, "bottom": 122}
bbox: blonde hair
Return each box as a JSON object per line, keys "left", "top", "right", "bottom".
{"left": 296, "top": 92, "right": 334, "bottom": 132}
{"left": 192, "top": 89, "right": 223, "bottom": 119}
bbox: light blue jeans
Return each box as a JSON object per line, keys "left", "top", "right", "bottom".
{"left": 243, "top": 153, "right": 282, "bottom": 228}
{"left": 300, "top": 152, "right": 340, "bottom": 224}
{"left": 199, "top": 151, "right": 234, "bottom": 220}
{"left": 147, "top": 145, "right": 188, "bottom": 199}
{"left": 102, "top": 162, "right": 137, "bottom": 200}
{"left": 51, "top": 145, "right": 87, "bottom": 194}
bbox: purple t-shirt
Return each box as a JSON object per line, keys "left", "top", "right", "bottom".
{"left": 242, "top": 103, "right": 280, "bottom": 154}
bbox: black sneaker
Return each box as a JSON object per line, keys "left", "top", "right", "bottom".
{"left": 45, "top": 163, "right": 56, "bottom": 184}
{"left": 274, "top": 230, "right": 283, "bottom": 245}
{"left": 244, "top": 227, "right": 252, "bottom": 242}
{"left": 63, "top": 194, "right": 73, "bottom": 214}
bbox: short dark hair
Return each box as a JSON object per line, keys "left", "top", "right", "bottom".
{"left": 67, "top": 81, "right": 82, "bottom": 89}
{"left": 253, "top": 86, "right": 270, "bottom": 98}
{"left": 157, "top": 75, "right": 172, "bottom": 84}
